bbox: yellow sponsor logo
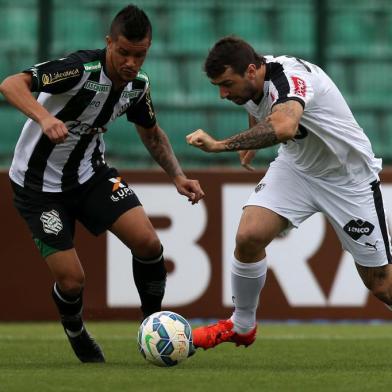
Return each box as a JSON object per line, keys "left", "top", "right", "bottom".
{"left": 41, "top": 68, "right": 80, "bottom": 86}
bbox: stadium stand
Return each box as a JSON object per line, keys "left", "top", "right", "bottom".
{"left": 0, "top": 0, "right": 391, "bottom": 168}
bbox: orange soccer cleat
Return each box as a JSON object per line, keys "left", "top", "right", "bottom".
{"left": 192, "top": 319, "right": 257, "bottom": 350}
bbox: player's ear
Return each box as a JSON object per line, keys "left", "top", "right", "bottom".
{"left": 105, "top": 35, "right": 112, "bottom": 47}
{"left": 246, "top": 64, "right": 257, "bottom": 80}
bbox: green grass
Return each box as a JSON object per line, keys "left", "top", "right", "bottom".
{"left": 1, "top": 322, "right": 392, "bottom": 392}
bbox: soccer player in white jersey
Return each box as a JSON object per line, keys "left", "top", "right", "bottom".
{"left": 0, "top": 5, "right": 204, "bottom": 362}
{"left": 187, "top": 36, "right": 392, "bottom": 349}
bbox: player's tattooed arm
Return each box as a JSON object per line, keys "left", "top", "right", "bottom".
{"left": 224, "top": 100, "right": 303, "bottom": 151}
{"left": 137, "top": 124, "right": 205, "bottom": 204}
{"left": 224, "top": 117, "right": 278, "bottom": 151}
{"left": 186, "top": 100, "right": 303, "bottom": 153}
{"left": 137, "top": 124, "right": 184, "bottom": 177}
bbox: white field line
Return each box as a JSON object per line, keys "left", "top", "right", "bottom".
{"left": 0, "top": 334, "right": 392, "bottom": 341}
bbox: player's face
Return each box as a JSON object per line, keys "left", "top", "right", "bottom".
{"left": 210, "top": 66, "right": 259, "bottom": 105}
{"left": 106, "top": 34, "right": 151, "bottom": 84}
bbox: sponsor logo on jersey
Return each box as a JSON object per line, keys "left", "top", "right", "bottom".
{"left": 255, "top": 183, "right": 266, "bottom": 193}
{"left": 84, "top": 80, "right": 110, "bottom": 93}
{"left": 83, "top": 60, "right": 102, "bottom": 72}
{"left": 109, "top": 177, "right": 134, "bottom": 202}
{"left": 40, "top": 210, "right": 63, "bottom": 235}
{"left": 65, "top": 120, "right": 106, "bottom": 136}
{"left": 343, "top": 219, "right": 374, "bottom": 240}
{"left": 41, "top": 69, "right": 80, "bottom": 86}
{"left": 114, "top": 102, "right": 132, "bottom": 119}
{"left": 121, "top": 89, "right": 143, "bottom": 99}
{"left": 291, "top": 76, "right": 307, "bottom": 97}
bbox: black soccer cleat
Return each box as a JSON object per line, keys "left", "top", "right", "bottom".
{"left": 65, "top": 327, "right": 105, "bottom": 363}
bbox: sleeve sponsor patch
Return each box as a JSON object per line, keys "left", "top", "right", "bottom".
{"left": 291, "top": 76, "right": 307, "bottom": 97}
{"left": 41, "top": 68, "right": 80, "bottom": 86}
{"left": 83, "top": 60, "right": 102, "bottom": 72}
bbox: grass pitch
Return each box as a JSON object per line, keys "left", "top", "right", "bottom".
{"left": 1, "top": 321, "right": 392, "bottom": 392}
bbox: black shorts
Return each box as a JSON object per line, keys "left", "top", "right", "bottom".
{"left": 11, "top": 167, "right": 141, "bottom": 251}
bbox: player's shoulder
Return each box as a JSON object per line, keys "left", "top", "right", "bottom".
{"left": 265, "top": 55, "right": 319, "bottom": 87}
{"left": 132, "top": 68, "right": 150, "bottom": 90}
{"left": 64, "top": 49, "right": 105, "bottom": 72}
{"left": 266, "top": 55, "right": 312, "bottom": 70}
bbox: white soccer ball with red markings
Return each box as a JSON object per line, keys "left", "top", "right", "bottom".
{"left": 137, "top": 311, "right": 194, "bottom": 367}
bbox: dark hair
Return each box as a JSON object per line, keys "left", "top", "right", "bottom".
{"left": 110, "top": 4, "right": 152, "bottom": 41}
{"left": 204, "top": 36, "right": 265, "bottom": 78}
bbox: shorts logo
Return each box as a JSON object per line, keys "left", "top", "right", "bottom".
{"left": 40, "top": 210, "right": 63, "bottom": 235}
{"left": 365, "top": 241, "right": 378, "bottom": 251}
{"left": 255, "top": 183, "right": 266, "bottom": 193}
{"left": 109, "top": 177, "right": 134, "bottom": 202}
{"left": 343, "top": 219, "right": 374, "bottom": 240}
{"left": 109, "top": 177, "right": 125, "bottom": 192}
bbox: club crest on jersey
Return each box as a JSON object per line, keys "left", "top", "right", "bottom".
{"left": 109, "top": 177, "right": 134, "bottom": 202}
{"left": 343, "top": 219, "right": 374, "bottom": 240}
{"left": 291, "top": 76, "right": 307, "bottom": 97}
{"left": 40, "top": 210, "right": 63, "bottom": 235}
{"left": 255, "top": 183, "right": 266, "bottom": 193}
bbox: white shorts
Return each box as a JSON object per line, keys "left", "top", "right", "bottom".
{"left": 245, "top": 160, "right": 391, "bottom": 267}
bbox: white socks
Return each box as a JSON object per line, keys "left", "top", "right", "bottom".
{"left": 231, "top": 256, "right": 267, "bottom": 334}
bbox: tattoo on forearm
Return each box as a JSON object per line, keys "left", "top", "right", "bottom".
{"left": 142, "top": 128, "right": 183, "bottom": 178}
{"left": 224, "top": 119, "right": 279, "bottom": 151}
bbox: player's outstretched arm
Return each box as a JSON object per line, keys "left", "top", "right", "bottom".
{"left": 136, "top": 123, "right": 205, "bottom": 204}
{"left": 187, "top": 100, "right": 303, "bottom": 153}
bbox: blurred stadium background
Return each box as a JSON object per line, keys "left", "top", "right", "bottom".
{"left": 2, "top": 4, "right": 392, "bottom": 388}
{"left": 0, "top": 0, "right": 391, "bottom": 169}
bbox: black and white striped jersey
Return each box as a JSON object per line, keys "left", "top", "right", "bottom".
{"left": 9, "top": 49, "right": 156, "bottom": 192}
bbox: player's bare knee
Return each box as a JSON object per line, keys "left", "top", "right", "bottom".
{"left": 370, "top": 283, "right": 392, "bottom": 305}
{"left": 356, "top": 263, "right": 392, "bottom": 304}
{"left": 235, "top": 231, "right": 266, "bottom": 259}
{"left": 57, "top": 275, "right": 85, "bottom": 296}
{"left": 133, "top": 235, "right": 162, "bottom": 259}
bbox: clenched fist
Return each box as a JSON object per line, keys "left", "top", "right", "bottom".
{"left": 186, "top": 129, "right": 224, "bottom": 153}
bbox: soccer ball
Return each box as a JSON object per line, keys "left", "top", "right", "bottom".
{"left": 137, "top": 311, "right": 194, "bottom": 367}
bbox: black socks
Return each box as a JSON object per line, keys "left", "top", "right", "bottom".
{"left": 52, "top": 283, "right": 84, "bottom": 334}
{"left": 132, "top": 247, "right": 167, "bottom": 319}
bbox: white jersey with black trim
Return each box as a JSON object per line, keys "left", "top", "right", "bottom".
{"left": 9, "top": 49, "right": 156, "bottom": 192}
{"left": 244, "top": 55, "right": 382, "bottom": 181}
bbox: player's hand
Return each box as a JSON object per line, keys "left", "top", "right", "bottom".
{"left": 238, "top": 150, "right": 257, "bottom": 171}
{"left": 186, "top": 129, "right": 222, "bottom": 153}
{"left": 173, "top": 175, "right": 205, "bottom": 204}
{"left": 40, "top": 116, "right": 69, "bottom": 144}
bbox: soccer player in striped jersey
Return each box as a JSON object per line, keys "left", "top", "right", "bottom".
{"left": 187, "top": 36, "right": 392, "bottom": 350}
{"left": 0, "top": 5, "right": 204, "bottom": 363}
